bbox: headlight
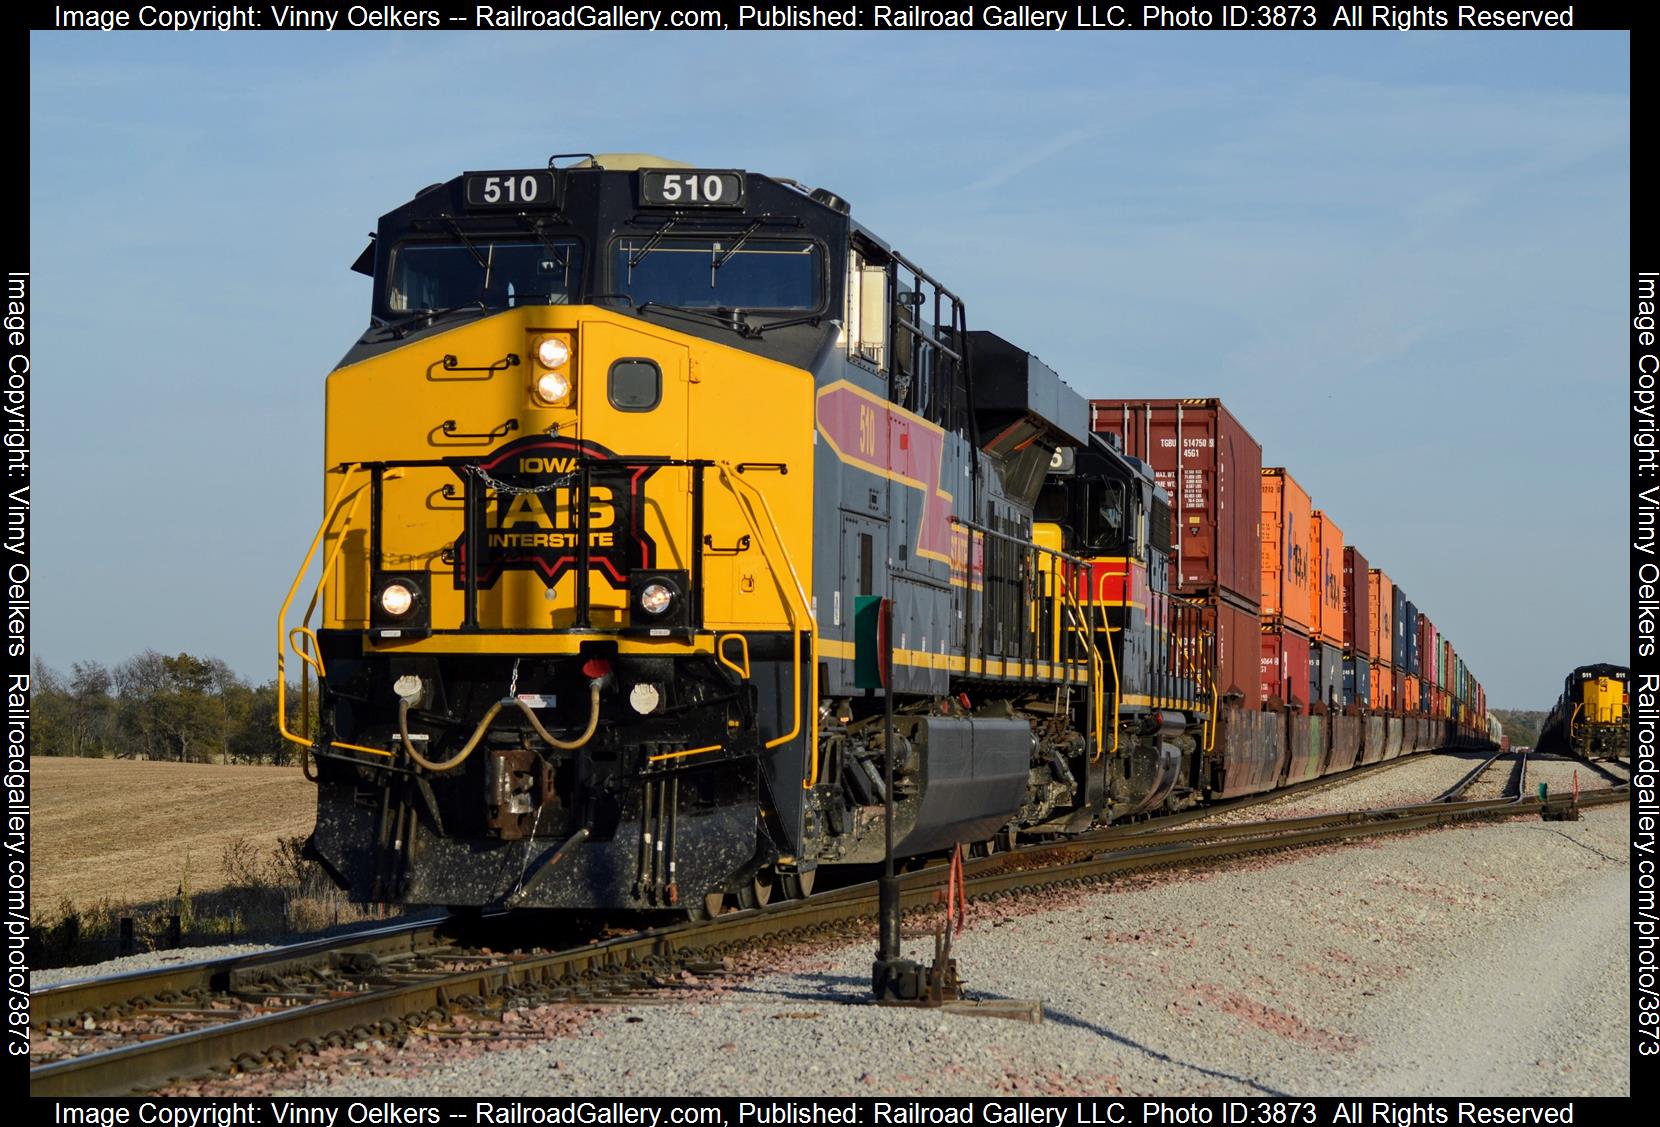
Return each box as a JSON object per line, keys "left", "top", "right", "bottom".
{"left": 536, "top": 337, "right": 570, "bottom": 368}
{"left": 638, "top": 582, "right": 674, "bottom": 615}
{"left": 379, "top": 581, "right": 416, "bottom": 617}
{"left": 535, "top": 370, "right": 571, "bottom": 402}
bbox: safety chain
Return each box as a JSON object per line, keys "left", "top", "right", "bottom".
{"left": 462, "top": 464, "right": 579, "bottom": 496}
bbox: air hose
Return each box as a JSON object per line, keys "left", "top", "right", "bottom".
{"left": 398, "top": 681, "right": 603, "bottom": 772}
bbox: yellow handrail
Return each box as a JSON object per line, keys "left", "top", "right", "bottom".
{"left": 1094, "top": 571, "right": 1122, "bottom": 762}
{"left": 277, "top": 468, "right": 367, "bottom": 749}
{"left": 1204, "top": 662, "right": 1219, "bottom": 754}
{"left": 1056, "top": 574, "right": 1104, "bottom": 759}
{"left": 715, "top": 462, "right": 819, "bottom": 786}
{"left": 716, "top": 633, "right": 752, "bottom": 681}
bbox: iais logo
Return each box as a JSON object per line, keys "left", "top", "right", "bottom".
{"left": 448, "top": 434, "right": 659, "bottom": 591}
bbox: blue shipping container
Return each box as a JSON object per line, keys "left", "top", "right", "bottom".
{"left": 1404, "top": 601, "right": 1420, "bottom": 678}
{"left": 1392, "top": 587, "right": 1408, "bottom": 669}
{"left": 1343, "top": 655, "right": 1372, "bottom": 707}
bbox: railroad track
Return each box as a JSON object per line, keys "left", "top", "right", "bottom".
{"left": 30, "top": 779, "right": 1627, "bottom": 1098}
{"left": 1569, "top": 756, "right": 1630, "bottom": 788}
{"left": 1433, "top": 748, "right": 1504, "bottom": 801}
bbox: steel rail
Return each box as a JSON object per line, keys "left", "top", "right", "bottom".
{"left": 1432, "top": 748, "right": 1507, "bottom": 803}
{"left": 31, "top": 785, "right": 1627, "bottom": 1098}
{"left": 31, "top": 918, "right": 450, "bottom": 1026}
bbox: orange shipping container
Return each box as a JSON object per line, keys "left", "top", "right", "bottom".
{"left": 1403, "top": 674, "right": 1421, "bottom": 713}
{"left": 1368, "top": 569, "right": 1394, "bottom": 666}
{"left": 1260, "top": 468, "right": 1315, "bottom": 632}
{"left": 1311, "top": 510, "right": 1344, "bottom": 644}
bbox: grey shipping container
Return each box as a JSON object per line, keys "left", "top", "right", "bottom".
{"left": 1310, "top": 641, "right": 1344, "bottom": 709}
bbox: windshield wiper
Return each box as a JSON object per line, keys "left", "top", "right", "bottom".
{"left": 367, "top": 303, "right": 486, "bottom": 341}
{"left": 626, "top": 218, "right": 681, "bottom": 272}
{"left": 745, "top": 312, "right": 824, "bottom": 337}
{"left": 593, "top": 293, "right": 819, "bottom": 341}
{"left": 518, "top": 215, "right": 575, "bottom": 281}
{"left": 636, "top": 300, "right": 754, "bottom": 338}
{"left": 439, "top": 216, "right": 490, "bottom": 273}
{"left": 710, "top": 220, "right": 763, "bottom": 276}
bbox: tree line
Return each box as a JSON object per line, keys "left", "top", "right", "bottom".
{"left": 29, "top": 652, "right": 308, "bottom": 764}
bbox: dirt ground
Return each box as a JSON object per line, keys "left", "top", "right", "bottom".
{"left": 28, "top": 757, "right": 319, "bottom": 912}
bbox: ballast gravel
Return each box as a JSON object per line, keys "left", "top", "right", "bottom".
{"left": 201, "top": 797, "right": 1627, "bottom": 1098}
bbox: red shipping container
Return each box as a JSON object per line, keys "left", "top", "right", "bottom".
{"left": 1344, "top": 546, "right": 1371, "bottom": 657}
{"left": 1311, "top": 511, "right": 1344, "bottom": 644}
{"left": 1209, "top": 595, "right": 1261, "bottom": 705}
{"left": 1260, "top": 621, "right": 1311, "bottom": 709}
{"left": 1090, "top": 399, "right": 1262, "bottom": 605}
{"left": 1368, "top": 569, "right": 1394, "bottom": 666}
{"left": 1261, "top": 469, "right": 1315, "bottom": 632}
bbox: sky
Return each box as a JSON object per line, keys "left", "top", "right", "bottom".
{"left": 27, "top": 29, "right": 1629, "bottom": 709}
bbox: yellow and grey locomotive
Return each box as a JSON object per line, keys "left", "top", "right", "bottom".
{"left": 279, "top": 154, "right": 1214, "bottom": 915}
{"left": 1537, "top": 663, "right": 1629, "bottom": 761}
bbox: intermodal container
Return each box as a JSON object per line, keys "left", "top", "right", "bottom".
{"left": 1441, "top": 640, "right": 1451, "bottom": 691}
{"left": 1393, "top": 587, "right": 1408, "bottom": 670}
{"left": 1404, "top": 601, "right": 1420, "bottom": 678}
{"left": 1418, "top": 614, "right": 1435, "bottom": 689}
{"left": 1090, "top": 399, "right": 1262, "bottom": 605}
{"left": 1260, "top": 468, "right": 1315, "bottom": 632}
{"left": 1368, "top": 569, "right": 1394, "bottom": 666}
{"left": 1376, "top": 664, "right": 1397, "bottom": 711}
{"left": 1310, "top": 640, "right": 1343, "bottom": 708}
{"left": 1403, "top": 674, "right": 1421, "bottom": 713}
{"left": 1344, "top": 546, "right": 1370, "bottom": 657}
{"left": 1343, "top": 654, "right": 1371, "bottom": 709}
{"left": 1310, "top": 511, "right": 1344, "bottom": 645}
{"left": 1261, "top": 621, "right": 1312, "bottom": 709}
{"left": 1207, "top": 594, "right": 1262, "bottom": 705}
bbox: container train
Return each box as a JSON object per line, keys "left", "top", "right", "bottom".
{"left": 278, "top": 154, "right": 1496, "bottom": 917}
{"left": 1537, "top": 664, "right": 1629, "bottom": 760}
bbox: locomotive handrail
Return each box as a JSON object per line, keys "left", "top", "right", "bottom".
{"left": 1056, "top": 579, "right": 1104, "bottom": 759}
{"left": 716, "top": 633, "right": 752, "bottom": 681}
{"left": 949, "top": 515, "right": 1092, "bottom": 681}
{"left": 351, "top": 453, "right": 717, "bottom": 634}
{"left": 714, "top": 461, "right": 819, "bottom": 786}
{"left": 277, "top": 467, "right": 370, "bottom": 752}
{"left": 1094, "top": 571, "right": 1124, "bottom": 760}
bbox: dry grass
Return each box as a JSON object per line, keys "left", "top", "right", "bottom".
{"left": 29, "top": 757, "right": 319, "bottom": 911}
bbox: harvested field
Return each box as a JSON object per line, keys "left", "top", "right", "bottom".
{"left": 29, "top": 757, "right": 317, "bottom": 912}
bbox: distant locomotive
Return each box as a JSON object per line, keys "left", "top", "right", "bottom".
{"left": 1537, "top": 664, "right": 1629, "bottom": 761}
{"left": 278, "top": 154, "right": 1494, "bottom": 918}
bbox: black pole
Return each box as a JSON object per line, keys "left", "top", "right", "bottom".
{"left": 883, "top": 594, "right": 895, "bottom": 878}
{"left": 874, "top": 593, "right": 916, "bottom": 1000}
{"left": 878, "top": 596, "right": 900, "bottom": 962}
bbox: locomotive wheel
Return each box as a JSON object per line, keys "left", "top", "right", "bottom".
{"left": 743, "top": 869, "right": 773, "bottom": 909}
{"left": 781, "top": 869, "right": 816, "bottom": 900}
{"left": 686, "top": 891, "right": 729, "bottom": 921}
